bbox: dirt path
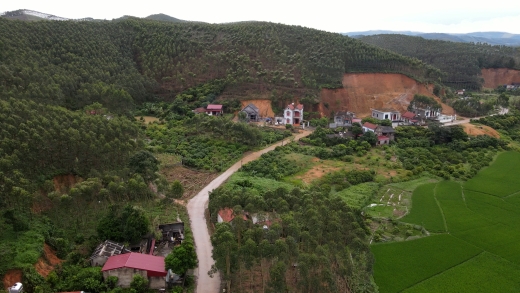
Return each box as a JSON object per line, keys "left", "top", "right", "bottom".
{"left": 187, "top": 130, "right": 312, "bottom": 293}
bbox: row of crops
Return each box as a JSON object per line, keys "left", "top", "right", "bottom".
{"left": 372, "top": 151, "right": 520, "bottom": 293}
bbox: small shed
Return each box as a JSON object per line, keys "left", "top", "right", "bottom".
{"left": 158, "top": 222, "right": 185, "bottom": 245}
{"left": 206, "top": 104, "right": 223, "bottom": 116}
{"left": 90, "top": 240, "right": 129, "bottom": 267}
{"left": 240, "top": 104, "right": 260, "bottom": 121}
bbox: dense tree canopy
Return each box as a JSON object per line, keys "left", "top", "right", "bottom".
{"left": 359, "top": 34, "right": 520, "bottom": 90}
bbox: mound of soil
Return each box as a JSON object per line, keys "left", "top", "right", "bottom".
{"left": 481, "top": 68, "right": 520, "bottom": 89}
{"left": 34, "top": 244, "right": 62, "bottom": 278}
{"left": 3, "top": 269, "right": 22, "bottom": 290}
{"left": 240, "top": 99, "right": 275, "bottom": 117}
{"left": 319, "top": 73, "right": 454, "bottom": 118}
{"left": 462, "top": 123, "right": 500, "bottom": 138}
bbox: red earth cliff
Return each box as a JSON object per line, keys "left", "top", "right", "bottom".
{"left": 319, "top": 73, "right": 454, "bottom": 118}
{"left": 481, "top": 68, "right": 520, "bottom": 89}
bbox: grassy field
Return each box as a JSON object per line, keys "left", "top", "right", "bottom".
{"left": 403, "top": 252, "right": 520, "bottom": 293}
{"left": 372, "top": 234, "right": 482, "bottom": 293}
{"left": 334, "top": 182, "right": 379, "bottom": 209}
{"left": 400, "top": 183, "right": 446, "bottom": 232}
{"left": 373, "top": 152, "right": 520, "bottom": 292}
{"left": 464, "top": 151, "right": 520, "bottom": 197}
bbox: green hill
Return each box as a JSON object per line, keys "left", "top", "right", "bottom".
{"left": 0, "top": 18, "right": 444, "bottom": 114}
{"left": 358, "top": 34, "right": 520, "bottom": 90}
{"left": 144, "top": 13, "right": 186, "bottom": 22}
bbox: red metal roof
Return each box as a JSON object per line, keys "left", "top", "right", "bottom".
{"left": 218, "top": 208, "right": 234, "bottom": 222}
{"left": 206, "top": 104, "right": 223, "bottom": 110}
{"left": 101, "top": 253, "right": 166, "bottom": 277}
{"left": 352, "top": 118, "right": 362, "bottom": 123}
{"left": 402, "top": 111, "right": 415, "bottom": 119}
{"left": 363, "top": 122, "right": 378, "bottom": 130}
{"left": 378, "top": 136, "right": 390, "bottom": 141}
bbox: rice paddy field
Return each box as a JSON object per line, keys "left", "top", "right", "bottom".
{"left": 372, "top": 151, "right": 520, "bottom": 293}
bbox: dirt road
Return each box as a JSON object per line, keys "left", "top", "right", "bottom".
{"left": 187, "top": 130, "right": 312, "bottom": 293}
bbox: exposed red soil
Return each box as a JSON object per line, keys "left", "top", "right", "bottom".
{"left": 319, "top": 73, "right": 454, "bottom": 118}
{"left": 34, "top": 244, "right": 62, "bottom": 278}
{"left": 240, "top": 99, "right": 275, "bottom": 117}
{"left": 462, "top": 123, "right": 500, "bottom": 138}
{"left": 3, "top": 269, "right": 22, "bottom": 290}
{"left": 481, "top": 68, "right": 520, "bottom": 89}
{"left": 53, "top": 174, "right": 79, "bottom": 193}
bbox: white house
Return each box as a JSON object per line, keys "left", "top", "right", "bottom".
{"left": 371, "top": 109, "right": 401, "bottom": 121}
{"left": 284, "top": 103, "right": 304, "bottom": 125}
{"left": 362, "top": 122, "right": 377, "bottom": 133}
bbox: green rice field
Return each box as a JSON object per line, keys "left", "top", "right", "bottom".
{"left": 463, "top": 151, "right": 520, "bottom": 197}
{"left": 373, "top": 151, "right": 520, "bottom": 293}
{"left": 400, "top": 183, "right": 446, "bottom": 232}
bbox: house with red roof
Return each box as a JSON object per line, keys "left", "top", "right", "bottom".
{"left": 206, "top": 104, "right": 223, "bottom": 116}
{"left": 102, "top": 252, "right": 167, "bottom": 289}
{"left": 217, "top": 208, "right": 248, "bottom": 223}
{"left": 283, "top": 103, "right": 304, "bottom": 125}
{"left": 362, "top": 122, "right": 378, "bottom": 133}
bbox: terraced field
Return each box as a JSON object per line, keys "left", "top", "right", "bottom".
{"left": 372, "top": 151, "right": 520, "bottom": 293}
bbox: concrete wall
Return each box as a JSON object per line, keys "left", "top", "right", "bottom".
{"left": 91, "top": 256, "right": 108, "bottom": 267}
{"left": 103, "top": 268, "right": 165, "bottom": 289}
{"left": 103, "top": 268, "right": 147, "bottom": 288}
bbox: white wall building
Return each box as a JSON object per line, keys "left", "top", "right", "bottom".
{"left": 284, "top": 103, "right": 304, "bottom": 125}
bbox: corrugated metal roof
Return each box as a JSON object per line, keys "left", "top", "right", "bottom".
{"left": 363, "top": 122, "right": 377, "bottom": 130}
{"left": 206, "top": 104, "right": 223, "bottom": 110}
{"left": 102, "top": 252, "right": 166, "bottom": 277}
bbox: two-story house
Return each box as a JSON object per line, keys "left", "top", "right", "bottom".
{"left": 284, "top": 103, "right": 303, "bottom": 125}
{"left": 371, "top": 109, "right": 401, "bottom": 121}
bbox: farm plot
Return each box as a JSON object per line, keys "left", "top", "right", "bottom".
{"left": 400, "top": 183, "right": 446, "bottom": 232}
{"left": 403, "top": 252, "right": 520, "bottom": 293}
{"left": 464, "top": 151, "right": 520, "bottom": 197}
{"left": 365, "top": 185, "right": 410, "bottom": 218}
{"left": 335, "top": 182, "right": 379, "bottom": 209}
{"left": 371, "top": 234, "right": 482, "bottom": 293}
{"left": 465, "top": 190, "right": 520, "bottom": 227}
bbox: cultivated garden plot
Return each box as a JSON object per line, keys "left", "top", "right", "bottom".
{"left": 402, "top": 252, "right": 520, "bottom": 293}
{"left": 365, "top": 186, "right": 410, "bottom": 218}
{"left": 464, "top": 151, "right": 520, "bottom": 197}
{"left": 372, "top": 234, "right": 482, "bottom": 293}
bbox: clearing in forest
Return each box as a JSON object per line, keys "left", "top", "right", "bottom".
{"left": 373, "top": 151, "right": 520, "bottom": 293}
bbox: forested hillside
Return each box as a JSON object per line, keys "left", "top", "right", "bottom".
{"left": 0, "top": 18, "right": 443, "bottom": 115}
{"left": 358, "top": 34, "right": 520, "bottom": 90}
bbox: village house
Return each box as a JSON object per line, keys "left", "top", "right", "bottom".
{"left": 217, "top": 208, "right": 247, "bottom": 223}
{"left": 240, "top": 104, "right": 260, "bottom": 122}
{"left": 362, "top": 122, "right": 377, "bottom": 133}
{"left": 330, "top": 111, "right": 355, "bottom": 128}
{"left": 90, "top": 240, "right": 129, "bottom": 267}
{"left": 283, "top": 103, "right": 304, "bottom": 125}
{"left": 456, "top": 89, "right": 465, "bottom": 95}
{"left": 375, "top": 125, "right": 396, "bottom": 141}
{"left": 205, "top": 104, "right": 223, "bottom": 116}
{"left": 412, "top": 107, "right": 440, "bottom": 119}
{"left": 158, "top": 222, "right": 185, "bottom": 245}
{"left": 401, "top": 111, "right": 420, "bottom": 125}
{"left": 371, "top": 108, "right": 401, "bottom": 121}
{"left": 102, "top": 253, "right": 167, "bottom": 290}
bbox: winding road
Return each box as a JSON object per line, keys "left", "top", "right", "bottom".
{"left": 187, "top": 129, "right": 312, "bottom": 293}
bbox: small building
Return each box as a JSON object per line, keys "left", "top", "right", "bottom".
{"left": 456, "top": 89, "right": 465, "bottom": 95}
{"left": 401, "top": 111, "right": 419, "bottom": 125}
{"left": 102, "top": 253, "right": 167, "bottom": 289}
{"left": 240, "top": 104, "right": 260, "bottom": 122}
{"left": 206, "top": 104, "right": 223, "bottom": 116}
{"left": 375, "top": 126, "right": 396, "bottom": 141}
{"left": 217, "top": 208, "right": 248, "bottom": 223}
{"left": 362, "top": 122, "right": 378, "bottom": 133}
{"left": 283, "top": 103, "right": 304, "bottom": 125}
{"left": 412, "top": 107, "right": 440, "bottom": 119}
{"left": 330, "top": 111, "right": 355, "bottom": 128}
{"left": 371, "top": 109, "right": 401, "bottom": 121}
{"left": 158, "top": 222, "right": 185, "bottom": 245}
{"left": 377, "top": 136, "right": 390, "bottom": 145}
{"left": 90, "top": 240, "right": 129, "bottom": 267}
